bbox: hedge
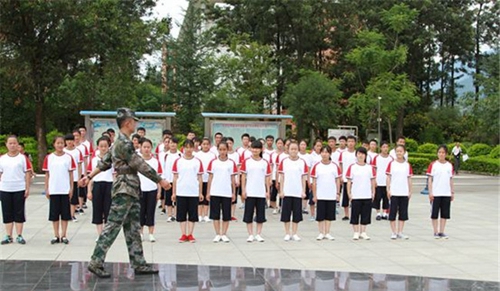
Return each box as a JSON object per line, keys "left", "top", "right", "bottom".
{"left": 461, "top": 156, "right": 500, "bottom": 175}
{"left": 407, "top": 157, "right": 430, "bottom": 175}
{"left": 417, "top": 143, "right": 438, "bottom": 154}
{"left": 489, "top": 145, "right": 500, "bottom": 159}
{"left": 405, "top": 138, "right": 418, "bottom": 152}
{"left": 468, "top": 143, "right": 492, "bottom": 157}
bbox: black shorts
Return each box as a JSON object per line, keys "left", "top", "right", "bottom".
{"left": 350, "top": 199, "right": 372, "bottom": 225}
{"left": 389, "top": 196, "right": 409, "bottom": 221}
{"left": 270, "top": 181, "right": 278, "bottom": 202}
{"left": 341, "top": 182, "right": 349, "bottom": 207}
{"left": 176, "top": 196, "right": 199, "bottom": 222}
{"left": 70, "top": 182, "right": 79, "bottom": 206}
{"left": 316, "top": 200, "right": 336, "bottom": 222}
{"left": 91, "top": 181, "right": 112, "bottom": 224}
{"left": 140, "top": 190, "right": 158, "bottom": 226}
{"left": 209, "top": 196, "right": 232, "bottom": 221}
{"left": 162, "top": 184, "right": 174, "bottom": 206}
{"left": 233, "top": 186, "right": 241, "bottom": 204}
{"left": 243, "top": 197, "right": 266, "bottom": 223}
{"left": 199, "top": 182, "right": 209, "bottom": 206}
{"left": 0, "top": 190, "right": 26, "bottom": 223}
{"left": 78, "top": 185, "right": 87, "bottom": 199}
{"left": 372, "top": 186, "right": 389, "bottom": 210}
{"left": 280, "top": 197, "right": 303, "bottom": 223}
{"left": 49, "top": 195, "right": 71, "bottom": 221}
{"left": 431, "top": 196, "right": 451, "bottom": 219}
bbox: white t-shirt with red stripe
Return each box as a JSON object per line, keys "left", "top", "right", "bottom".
{"left": 0, "top": 153, "right": 33, "bottom": 192}
{"left": 339, "top": 150, "right": 357, "bottom": 182}
{"left": 43, "top": 152, "right": 76, "bottom": 195}
{"left": 426, "top": 160, "right": 454, "bottom": 197}
{"left": 194, "top": 150, "right": 217, "bottom": 183}
{"left": 372, "top": 154, "right": 394, "bottom": 186}
{"left": 386, "top": 160, "right": 413, "bottom": 196}
{"left": 346, "top": 163, "right": 376, "bottom": 199}
{"left": 238, "top": 149, "right": 252, "bottom": 164}
{"left": 207, "top": 158, "right": 238, "bottom": 198}
{"left": 228, "top": 151, "right": 240, "bottom": 165}
{"left": 172, "top": 156, "right": 203, "bottom": 197}
{"left": 139, "top": 156, "right": 162, "bottom": 192}
{"left": 160, "top": 150, "right": 182, "bottom": 182}
{"left": 87, "top": 155, "right": 114, "bottom": 182}
{"left": 278, "top": 157, "right": 308, "bottom": 198}
{"left": 77, "top": 143, "right": 89, "bottom": 176}
{"left": 81, "top": 139, "right": 94, "bottom": 155}
{"left": 310, "top": 161, "right": 341, "bottom": 200}
{"left": 274, "top": 152, "right": 289, "bottom": 181}
{"left": 240, "top": 157, "right": 271, "bottom": 198}
{"left": 64, "top": 147, "right": 83, "bottom": 181}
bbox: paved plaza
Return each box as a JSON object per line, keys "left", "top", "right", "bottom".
{"left": 1, "top": 174, "right": 499, "bottom": 283}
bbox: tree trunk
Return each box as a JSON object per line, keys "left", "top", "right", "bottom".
{"left": 450, "top": 55, "right": 455, "bottom": 107}
{"left": 474, "top": 2, "right": 483, "bottom": 102}
{"left": 396, "top": 108, "right": 404, "bottom": 139}
{"left": 439, "top": 55, "right": 446, "bottom": 107}
{"left": 387, "top": 119, "right": 393, "bottom": 145}
{"left": 35, "top": 98, "right": 47, "bottom": 173}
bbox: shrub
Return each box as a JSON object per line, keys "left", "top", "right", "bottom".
{"left": 447, "top": 143, "right": 468, "bottom": 155}
{"left": 46, "top": 129, "right": 64, "bottom": 151}
{"left": 490, "top": 145, "right": 500, "bottom": 159}
{"left": 410, "top": 153, "right": 437, "bottom": 163}
{"left": 461, "top": 157, "right": 500, "bottom": 175}
{"left": 405, "top": 138, "right": 418, "bottom": 153}
{"left": 468, "top": 143, "right": 492, "bottom": 157}
{"left": 417, "top": 143, "right": 438, "bottom": 154}
{"left": 408, "top": 157, "right": 430, "bottom": 175}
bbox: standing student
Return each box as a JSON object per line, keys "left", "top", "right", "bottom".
{"left": 225, "top": 137, "right": 240, "bottom": 221}
{"left": 240, "top": 140, "right": 271, "bottom": 242}
{"left": 210, "top": 132, "right": 223, "bottom": 155}
{"left": 236, "top": 133, "right": 250, "bottom": 157}
{"left": 64, "top": 134, "right": 83, "bottom": 222}
{"left": 87, "top": 136, "right": 114, "bottom": 239}
{"left": 339, "top": 135, "right": 357, "bottom": 221}
{"left": 346, "top": 147, "right": 376, "bottom": 240}
{"left": 427, "top": 145, "right": 455, "bottom": 239}
{"left": 160, "top": 137, "right": 181, "bottom": 222}
{"left": 132, "top": 134, "right": 141, "bottom": 152}
{"left": 138, "top": 138, "right": 162, "bottom": 242}
{"left": 79, "top": 125, "right": 94, "bottom": 156}
{"left": 206, "top": 142, "right": 237, "bottom": 243}
{"left": 264, "top": 135, "right": 275, "bottom": 156}
{"left": 157, "top": 135, "right": 172, "bottom": 213}
{"left": 311, "top": 145, "right": 341, "bottom": 241}
{"left": 310, "top": 139, "right": 323, "bottom": 165}
{"left": 172, "top": 139, "right": 204, "bottom": 243}
{"left": 73, "top": 129, "right": 89, "bottom": 212}
{"left": 137, "top": 127, "right": 146, "bottom": 137}
{"left": 269, "top": 138, "right": 284, "bottom": 211}
{"left": 337, "top": 136, "right": 347, "bottom": 153}
{"left": 279, "top": 141, "right": 308, "bottom": 241}
{"left": 273, "top": 139, "right": 290, "bottom": 214}
{"left": 389, "top": 136, "right": 408, "bottom": 160}
{"left": 367, "top": 139, "right": 378, "bottom": 164}
{"left": 155, "top": 129, "right": 173, "bottom": 157}
{"left": 106, "top": 128, "right": 116, "bottom": 144}
{"left": 0, "top": 135, "right": 32, "bottom": 245}
{"left": 194, "top": 138, "right": 217, "bottom": 222}
{"left": 386, "top": 145, "right": 413, "bottom": 240}
{"left": 298, "top": 139, "right": 314, "bottom": 220}
{"left": 43, "top": 136, "right": 76, "bottom": 245}
{"left": 451, "top": 142, "right": 462, "bottom": 175}
{"left": 371, "top": 141, "right": 393, "bottom": 220}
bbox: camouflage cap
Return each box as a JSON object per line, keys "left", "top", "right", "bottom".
{"left": 116, "top": 108, "right": 139, "bottom": 121}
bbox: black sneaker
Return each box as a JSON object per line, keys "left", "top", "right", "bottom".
{"left": 381, "top": 215, "right": 388, "bottom": 220}
{"left": 1, "top": 235, "right": 12, "bottom": 245}
{"left": 61, "top": 237, "right": 69, "bottom": 244}
{"left": 135, "top": 264, "right": 159, "bottom": 275}
{"left": 302, "top": 210, "right": 309, "bottom": 214}
{"left": 88, "top": 263, "right": 111, "bottom": 278}
{"left": 376, "top": 215, "right": 382, "bottom": 221}
{"left": 51, "top": 237, "right": 60, "bottom": 244}
{"left": 16, "top": 235, "right": 26, "bottom": 245}
{"left": 82, "top": 204, "right": 88, "bottom": 209}
{"left": 342, "top": 216, "right": 349, "bottom": 221}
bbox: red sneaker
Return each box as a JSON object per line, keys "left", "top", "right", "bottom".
{"left": 178, "top": 234, "right": 188, "bottom": 243}
{"left": 231, "top": 217, "right": 237, "bottom": 221}
{"left": 187, "top": 234, "right": 196, "bottom": 243}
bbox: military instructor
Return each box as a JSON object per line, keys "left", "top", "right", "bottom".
{"left": 79, "top": 108, "right": 171, "bottom": 278}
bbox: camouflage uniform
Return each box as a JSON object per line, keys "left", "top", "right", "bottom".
{"left": 89, "top": 130, "right": 162, "bottom": 269}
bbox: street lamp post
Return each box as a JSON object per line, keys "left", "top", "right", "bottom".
{"left": 377, "top": 96, "right": 382, "bottom": 142}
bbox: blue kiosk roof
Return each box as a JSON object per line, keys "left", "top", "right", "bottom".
{"left": 201, "top": 112, "right": 293, "bottom": 119}
{"left": 80, "top": 111, "right": 176, "bottom": 117}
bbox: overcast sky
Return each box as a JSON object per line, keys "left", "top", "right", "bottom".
{"left": 154, "top": 0, "right": 189, "bottom": 38}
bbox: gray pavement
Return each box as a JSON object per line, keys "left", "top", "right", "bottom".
{"left": 1, "top": 174, "right": 499, "bottom": 282}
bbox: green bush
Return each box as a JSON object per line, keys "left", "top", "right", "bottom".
{"left": 0, "top": 134, "right": 40, "bottom": 172}
{"left": 447, "top": 143, "right": 468, "bottom": 155}
{"left": 489, "top": 145, "right": 500, "bottom": 159}
{"left": 410, "top": 152, "right": 437, "bottom": 162}
{"left": 408, "top": 157, "right": 430, "bottom": 175}
{"left": 417, "top": 143, "right": 438, "bottom": 154}
{"left": 405, "top": 138, "right": 418, "bottom": 152}
{"left": 468, "top": 143, "right": 492, "bottom": 157}
{"left": 462, "top": 156, "right": 500, "bottom": 175}
{"left": 46, "top": 129, "right": 64, "bottom": 151}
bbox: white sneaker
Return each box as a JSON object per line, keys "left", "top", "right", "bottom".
{"left": 213, "top": 235, "right": 221, "bottom": 243}
{"left": 391, "top": 233, "right": 398, "bottom": 240}
{"left": 309, "top": 216, "right": 315, "bottom": 221}
{"left": 220, "top": 235, "right": 230, "bottom": 243}
{"left": 353, "top": 232, "right": 360, "bottom": 240}
{"left": 316, "top": 233, "right": 325, "bottom": 240}
{"left": 284, "top": 234, "right": 291, "bottom": 241}
{"left": 199, "top": 216, "right": 203, "bottom": 222}
{"left": 204, "top": 216, "right": 211, "bottom": 222}
{"left": 246, "top": 235, "right": 255, "bottom": 242}
{"left": 292, "top": 234, "right": 301, "bottom": 241}
{"left": 360, "top": 232, "right": 370, "bottom": 240}
{"left": 325, "top": 234, "right": 335, "bottom": 241}
{"left": 95, "top": 237, "right": 99, "bottom": 242}
{"left": 255, "top": 234, "right": 264, "bottom": 242}
{"left": 149, "top": 234, "right": 156, "bottom": 242}
{"left": 140, "top": 234, "right": 144, "bottom": 241}
{"left": 397, "top": 233, "right": 409, "bottom": 240}
{"left": 239, "top": 203, "right": 245, "bottom": 209}
{"left": 272, "top": 209, "right": 278, "bottom": 215}
{"left": 166, "top": 216, "right": 173, "bottom": 222}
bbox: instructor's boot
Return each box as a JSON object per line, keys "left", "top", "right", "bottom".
{"left": 88, "top": 263, "right": 111, "bottom": 278}
{"left": 135, "top": 264, "right": 159, "bottom": 275}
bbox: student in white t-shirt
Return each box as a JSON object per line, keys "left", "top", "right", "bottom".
{"left": 73, "top": 129, "right": 89, "bottom": 212}
{"left": 367, "top": 139, "right": 378, "bottom": 164}
{"left": 172, "top": 139, "right": 204, "bottom": 243}
{"left": 225, "top": 137, "right": 240, "bottom": 221}
{"left": 156, "top": 134, "right": 171, "bottom": 213}
{"left": 346, "top": 147, "right": 376, "bottom": 241}
{"left": 0, "top": 135, "right": 33, "bottom": 245}
{"left": 195, "top": 138, "right": 217, "bottom": 222}
{"left": 273, "top": 139, "right": 290, "bottom": 214}
{"left": 87, "top": 136, "right": 114, "bottom": 238}
{"left": 386, "top": 145, "right": 413, "bottom": 240}
{"left": 269, "top": 138, "right": 284, "bottom": 211}
{"left": 311, "top": 145, "right": 341, "bottom": 241}
{"left": 63, "top": 134, "right": 83, "bottom": 222}
{"left": 160, "top": 137, "right": 181, "bottom": 222}
{"left": 279, "top": 141, "right": 308, "bottom": 241}
{"left": 264, "top": 135, "right": 275, "bottom": 156}
{"left": 427, "top": 144, "right": 455, "bottom": 239}
{"left": 389, "top": 136, "right": 408, "bottom": 160}
{"left": 339, "top": 135, "right": 357, "bottom": 221}
{"left": 241, "top": 140, "right": 271, "bottom": 243}
{"left": 43, "top": 136, "right": 77, "bottom": 245}
{"left": 207, "top": 142, "right": 237, "bottom": 243}
{"left": 209, "top": 132, "right": 223, "bottom": 156}
{"left": 298, "top": 139, "right": 314, "bottom": 220}
{"left": 138, "top": 138, "right": 163, "bottom": 242}
{"left": 371, "top": 141, "right": 393, "bottom": 220}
